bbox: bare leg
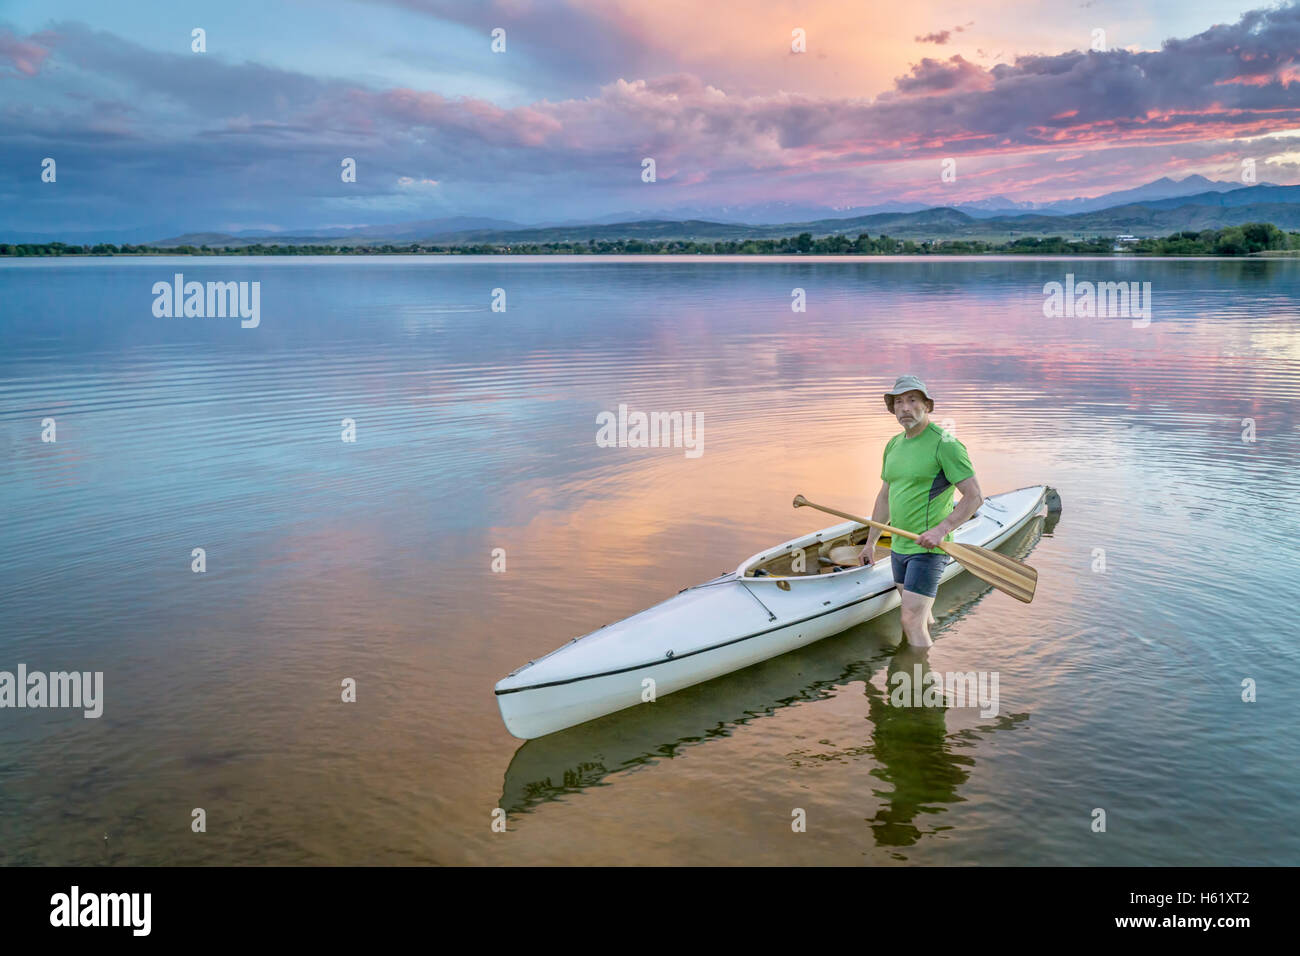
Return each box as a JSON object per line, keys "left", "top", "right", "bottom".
{"left": 899, "top": 589, "right": 937, "bottom": 648}
{"left": 895, "top": 583, "right": 936, "bottom": 628}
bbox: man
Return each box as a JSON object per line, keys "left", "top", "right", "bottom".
{"left": 860, "top": 375, "right": 983, "bottom": 648}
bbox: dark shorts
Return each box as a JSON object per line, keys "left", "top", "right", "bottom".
{"left": 891, "top": 551, "right": 951, "bottom": 598}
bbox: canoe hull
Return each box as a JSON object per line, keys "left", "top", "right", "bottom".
{"left": 497, "top": 586, "right": 899, "bottom": 739}
{"left": 496, "top": 485, "right": 1052, "bottom": 739}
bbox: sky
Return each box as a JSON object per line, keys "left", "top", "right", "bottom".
{"left": 2, "top": 0, "right": 1299, "bottom": 238}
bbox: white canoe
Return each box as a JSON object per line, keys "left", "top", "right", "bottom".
{"left": 496, "top": 484, "right": 1059, "bottom": 739}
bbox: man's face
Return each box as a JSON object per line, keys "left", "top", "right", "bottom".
{"left": 894, "top": 390, "right": 929, "bottom": 427}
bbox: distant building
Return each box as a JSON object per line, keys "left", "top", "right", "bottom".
{"left": 1113, "top": 234, "right": 1141, "bottom": 252}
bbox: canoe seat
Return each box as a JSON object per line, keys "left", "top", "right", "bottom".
{"left": 748, "top": 534, "right": 892, "bottom": 577}
{"left": 823, "top": 542, "right": 891, "bottom": 569}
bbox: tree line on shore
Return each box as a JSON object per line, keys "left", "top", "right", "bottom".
{"left": 4, "top": 223, "right": 1296, "bottom": 257}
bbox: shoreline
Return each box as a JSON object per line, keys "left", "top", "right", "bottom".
{"left": 2, "top": 250, "right": 1297, "bottom": 259}
{"left": 5, "top": 222, "right": 1297, "bottom": 260}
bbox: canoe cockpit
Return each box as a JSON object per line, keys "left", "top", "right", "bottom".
{"left": 743, "top": 527, "right": 893, "bottom": 578}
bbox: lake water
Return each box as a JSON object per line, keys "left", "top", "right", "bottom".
{"left": 1, "top": 255, "right": 1297, "bottom": 865}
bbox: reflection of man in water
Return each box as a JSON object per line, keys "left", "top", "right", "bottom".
{"left": 862, "top": 653, "right": 970, "bottom": 849}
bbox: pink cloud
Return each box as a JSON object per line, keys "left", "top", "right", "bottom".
{"left": 311, "top": 2, "right": 1300, "bottom": 202}
{"left": 0, "top": 29, "right": 54, "bottom": 76}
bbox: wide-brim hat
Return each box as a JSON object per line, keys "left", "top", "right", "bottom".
{"left": 884, "top": 375, "right": 934, "bottom": 412}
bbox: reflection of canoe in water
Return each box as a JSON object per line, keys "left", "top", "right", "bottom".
{"left": 496, "top": 485, "right": 1062, "bottom": 741}
{"left": 499, "top": 509, "right": 1056, "bottom": 816}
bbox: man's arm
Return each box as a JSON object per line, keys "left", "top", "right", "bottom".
{"left": 917, "top": 476, "right": 983, "bottom": 549}
{"left": 859, "top": 482, "right": 889, "bottom": 565}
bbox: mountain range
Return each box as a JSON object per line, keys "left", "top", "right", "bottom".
{"left": 6, "top": 177, "right": 1295, "bottom": 246}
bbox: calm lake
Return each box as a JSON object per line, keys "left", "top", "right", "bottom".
{"left": 1, "top": 255, "right": 1297, "bottom": 865}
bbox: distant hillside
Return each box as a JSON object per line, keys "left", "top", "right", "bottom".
{"left": 1021, "top": 174, "right": 1264, "bottom": 215}
{"left": 154, "top": 216, "right": 523, "bottom": 248}
{"left": 1117, "top": 183, "right": 1300, "bottom": 211}
{"left": 138, "top": 183, "right": 1300, "bottom": 248}
{"left": 422, "top": 200, "right": 1300, "bottom": 244}
{"left": 970, "top": 201, "right": 1300, "bottom": 235}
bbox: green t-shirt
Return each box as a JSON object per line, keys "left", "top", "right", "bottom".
{"left": 880, "top": 423, "right": 975, "bottom": 554}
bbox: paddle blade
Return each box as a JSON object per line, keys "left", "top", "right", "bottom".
{"left": 942, "top": 541, "right": 1038, "bottom": 604}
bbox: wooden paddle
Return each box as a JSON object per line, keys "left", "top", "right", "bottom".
{"left": 792, "top": 494, "right": 1038, "bottom": 604}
